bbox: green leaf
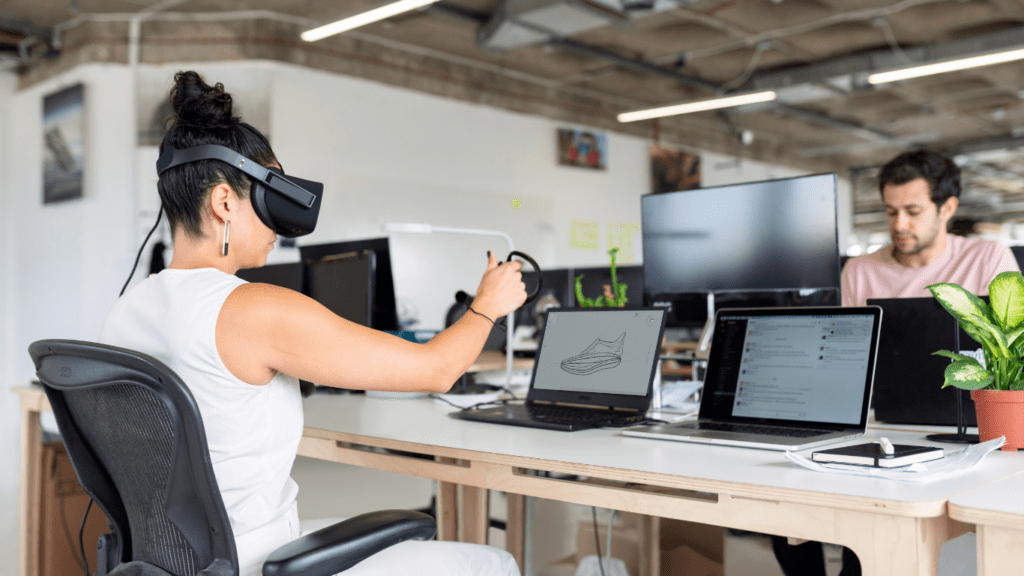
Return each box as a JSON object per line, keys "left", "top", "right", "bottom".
{"left": 1010, "top": 379, "right": 1024, "bottom": 391}
{"left": 928, "top": 283, "right": 994, "bottom": 326}
{"left": 933, "top": 350, "right": 983, "bottom": 367}
{"left": 1007, "top": 325, "right": 1024, "bottom": 349}
{"left": 964, "top": 313, "right": 1012, "bottom": 358}
{"left": 988, "top": 272, "right": 1024, "bottom": 331}
{"left": 942, "top": 360, "right": 994, "bottom": 390}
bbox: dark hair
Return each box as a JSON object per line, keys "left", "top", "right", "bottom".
{"left": 157, "top": 71, "right": 277, "bottom": 238}
{"left": 877, "top": 149, "right": 961, "bottom": 205}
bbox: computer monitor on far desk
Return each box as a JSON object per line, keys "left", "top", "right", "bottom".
{"left": 300, "top": 238, "right": 400, "bottom": 330}
{"left": 641, "top": 173, "right": 841, "bottom": 333}
{"left": 306, "top": 251, "right": 375, "bottom": 327}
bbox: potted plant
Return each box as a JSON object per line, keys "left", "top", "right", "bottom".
{"left": 575, "top": 248, "right": 628, "bottom": 308}
{"left": 929, "top": 271, "right": 1024, "bottom": 451}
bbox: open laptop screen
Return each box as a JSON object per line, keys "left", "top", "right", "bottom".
{"left": 530, "top": 308, "right": 667, "bottom": 400}
{"left": 700, "top": 308, "right": 881, "bottom": 428}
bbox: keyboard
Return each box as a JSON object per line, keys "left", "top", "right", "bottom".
{"left": 512, "top": 403, "right": 644, "bottom": 428}
{"left": 676, "top": 421, "right": 833, "bottom": 438}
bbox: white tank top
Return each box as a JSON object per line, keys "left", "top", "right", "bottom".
{"left": 99, "top": 267, "right": 303, "bottom": 575}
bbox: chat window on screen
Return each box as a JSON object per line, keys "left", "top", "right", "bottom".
{"left": 729, "top": 315, "right": 873, "bottom": 424}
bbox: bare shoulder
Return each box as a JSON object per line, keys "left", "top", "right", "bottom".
{"left": 222, "top": 282, "right": 315, "bottom": 324}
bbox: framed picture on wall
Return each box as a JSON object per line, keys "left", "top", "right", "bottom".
{"left": 558, "top": 129, "right": 607, "bottom": 170}
{"left": 42, "top": 83, "right": 85, "bottom": 204}
{"left": 650, "top": 145, "right": 700, "bottom": 194}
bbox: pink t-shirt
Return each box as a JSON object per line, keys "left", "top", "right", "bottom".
{"left": 841, "top": 235, "right": 1019, "bottom": 307}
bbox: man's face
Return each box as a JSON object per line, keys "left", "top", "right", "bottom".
{"left": 884, "top": 177, "right": 955, "bottom": 256}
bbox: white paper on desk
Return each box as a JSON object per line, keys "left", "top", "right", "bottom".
{"left": 784, "top": 437, "right": 1006, "bottom": 482}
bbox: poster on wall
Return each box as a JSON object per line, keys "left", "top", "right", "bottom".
{"left": 558, "top": 129, "right": 607, "bottom": 170}
{"left": 42, "top": 84, "right": 85, "bottom": 204}
{"left": 650, "top": 145, "right": 700, "bottom": 194}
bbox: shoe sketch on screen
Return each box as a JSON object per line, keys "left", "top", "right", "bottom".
{"left": 560, "top": 333, "right": 626, "bottom": 375}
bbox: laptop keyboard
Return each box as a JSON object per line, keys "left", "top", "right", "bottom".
{"left": 513, "top": 404, "right": 645, "bottom": 428}
{"left": 677, "top": 421, "right": 834, "bottom": 438}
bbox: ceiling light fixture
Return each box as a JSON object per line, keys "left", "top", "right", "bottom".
{"left": 617, "top": 91, "right": 777, "bottom": 123}
{"left": 868, "top": 47, "right": 1024, "bottom": 84}
{"left": 301, "top": 0, "right": 439, "bottom": 42}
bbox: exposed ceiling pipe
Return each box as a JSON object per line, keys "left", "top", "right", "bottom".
{"left": 424, "top": 1, "right": 904, "bottom": 145}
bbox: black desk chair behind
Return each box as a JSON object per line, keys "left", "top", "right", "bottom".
{"left": 30, "top": 339, "right": 436, "bottom": 576}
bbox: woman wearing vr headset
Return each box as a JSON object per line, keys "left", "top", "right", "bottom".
{"left": 99, "top": 71, "right": 526, "bottom": 576}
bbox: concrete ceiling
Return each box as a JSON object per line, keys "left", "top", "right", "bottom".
{"left": 4, "top": 0, "right": 1024, "bottom": 230}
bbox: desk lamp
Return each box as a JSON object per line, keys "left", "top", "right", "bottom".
{"left": 381, "top": 223, "right": 516, "bottom": 388}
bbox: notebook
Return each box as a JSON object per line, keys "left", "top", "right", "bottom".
{"left": 867, "top": 297, "right": 982, "bottom": 426}
{"left": 623, "top": 306, "right": 882, "bottom": 450}
{"left": 451, "top": 308, "right": 668, "bottom": 431}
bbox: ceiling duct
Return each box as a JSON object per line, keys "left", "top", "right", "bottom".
{"left": 477, "top": 0, "right": 628, "bottom": 52}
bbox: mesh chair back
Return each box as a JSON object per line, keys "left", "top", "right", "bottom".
{"left": 30, "top": 340, "right": 238, "bottom": 576}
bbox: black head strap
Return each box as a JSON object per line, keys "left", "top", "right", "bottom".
{"left": 156, "top": 144, "right": 316, "bottom": 209}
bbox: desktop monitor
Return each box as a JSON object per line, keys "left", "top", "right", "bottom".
{"left": 306, "top": 251, "right": 375, "bottom": 327}
{"left": 641, "top": 173, "right": 841, "bottom": 327}
{"left": 300, "top": 238, "right": 400, "bottom": 330}
{"left": 235, "top": 262, "right": 304, "bottom": 292}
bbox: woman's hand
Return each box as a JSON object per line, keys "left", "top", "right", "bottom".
{"left": 472, "top": 251, "right": 527, "bottom": 320}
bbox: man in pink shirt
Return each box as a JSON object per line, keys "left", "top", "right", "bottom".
{"left": 842, "top": 149, "right": 1019, "bottom": 307}
{"left": 774, "top": 150, "right": 1019, "bottom": 576}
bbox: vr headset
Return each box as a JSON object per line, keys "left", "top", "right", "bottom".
{"left": 156, "top": 139, "right": 323, "bottom": 238}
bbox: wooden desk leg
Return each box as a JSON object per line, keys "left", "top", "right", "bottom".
{"left": 435, "top": 457, "right": 459, "bottom": 542}
{"left": 506, "top": 493, "right": 526, "bottom": 570}
{"left": 639, "top": 515, "right": 660, "bottom": 576}
{"left": 836, "top": 511, "right": 954, "bottom": 576}
{"left": 19, "top": 405, "right": 41, "bottom": 576}
{"left": 457, "top": 484, "right": 489, "bottom": 545}
{"left": 976, "top": 525, "right": 1024, "bottom": 576}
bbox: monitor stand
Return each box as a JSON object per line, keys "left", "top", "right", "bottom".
{"left": 926, "top": 389, "right": 979, "bottom": 443}
{"left": 926, "top": 324, "right": 979, "bottom": 444}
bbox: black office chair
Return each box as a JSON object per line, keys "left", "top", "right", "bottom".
{"left": 29, "top": 339, "right": 436, "bottom": 576}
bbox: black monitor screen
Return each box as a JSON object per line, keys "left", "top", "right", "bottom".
{"left": 300, "top": 238, "right": 400, "bottom": 330}
{"left": 642, "top": 173, "right": 840, "bottom": 295}
{"left": 306, "top": 251, "right": 374, "bottom": 327}
{"left": 236, "top": 262, "right": 304, "bottom": 292}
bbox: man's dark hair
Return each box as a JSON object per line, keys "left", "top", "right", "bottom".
{"left": 877, "top": 149, "right": 961, "bottom": 205}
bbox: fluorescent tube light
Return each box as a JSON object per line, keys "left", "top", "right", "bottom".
{"left": 301, "top": 0, "right": 440, "bottom": 41}
{"left": 868, "top": 48, "right": 1024, "bottom": 84}
{"left": 617, "top": 91, "right": 777, "bottom": 123}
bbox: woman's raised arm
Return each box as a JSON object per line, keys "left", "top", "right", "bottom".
{"left": 216, "top": 252, "right": 526, "bottom": 391}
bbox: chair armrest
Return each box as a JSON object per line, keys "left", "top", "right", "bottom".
{"left": 262, "top": 510, "right": 437, "bottom": 576}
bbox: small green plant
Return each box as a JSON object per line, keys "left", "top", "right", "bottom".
{"left": 929, "top": 271, "right": 1024, "bottom": 391}
{"left": 575, "top": 248, "right": 627, "bottom": 308}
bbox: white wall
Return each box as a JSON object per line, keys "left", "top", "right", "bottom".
{"left": 1, "top": 68, "right": 19, "bottom": 576}
{"left": 1, "top": 65, "right": 136, "bottom": 576}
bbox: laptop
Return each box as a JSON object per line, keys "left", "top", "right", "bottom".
{"left": 452, "top": 308, "right": 668, "bottom": 431}
{"left": 623, "top": 306, "right": 882, "bottom": 451}
{"left": 867, "top": 297, "right": 981, "bottom": 426}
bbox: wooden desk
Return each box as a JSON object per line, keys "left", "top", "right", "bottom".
{"left": 299, "top": 395, "right": 1024, "bottom": 576}
{"left": 948, "top": 472, "right": 1024, "bottom": 575}
{"left": 18, "top": 385, "right": 1024, "bottom": 576}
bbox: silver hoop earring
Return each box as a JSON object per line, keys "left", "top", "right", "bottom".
{"left": 222, "top": 220, "right": 231, "bottom": 257}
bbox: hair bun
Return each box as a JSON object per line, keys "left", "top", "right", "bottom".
{"left": 170, "top": 71, "right": 238, "bottom": 130}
